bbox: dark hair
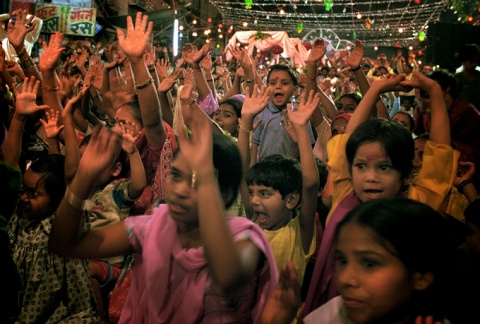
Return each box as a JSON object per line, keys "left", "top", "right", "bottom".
{"left": 392, "top": 111, "right": 415, "bottom": 132}
{"left": 29, "top": 154, "right": 66, "bottom": 209}
{"left": 337, "top": 93, "right": 362, "bottom": 105}
{"left": 246, "top": 154, "right": 301, "bottom": 199}
{"left": 118, "top": 98, "right": 144, "bottom": 128}
{"left": 336, "top": 197, "right": 455, "bottom": 319}
{"left": 346, "top": 118, "right": 414, "bottom": 180}
{"left": 414, "top": 133, "right": 430, "bottom": 141}
{"left": 457, "top": 44, "right": 480, "bottom": 63}
{"left": 174, "top": 133, "right": 242, "bottom": 209}
{"left": 427, "top": 70, "right": 458, "bottom": 99}
{"left": 267, "top": 64, "right": 298, "bottom": 86}
{"left": 219, "top": 97, "right": 243, "bottom": 119}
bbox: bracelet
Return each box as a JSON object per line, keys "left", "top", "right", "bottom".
{"left": 350, "top": 65, "right": 362, "bottom": 72}
{"left": 19, "top": 57, "right": 36, "bottom": 70}
{"left": 189, "top": 99, "right": 197, "bottom": 105}
{"left": 135, "top": 77, "right": 154, "bottom": 90}
{"left": 191, "top": 170, "right": 197, "bottom": 189}
{"left": 244, "top": 79, "right": 254, "bottom": 83}
{"left": 16, "top": 46, "right": 26, "bottom": 58}
{"left": 457, "top": 179, "right": 473, "bottom": 194}
{"left": 206, "top": 78, "right": 213, "bottom": 81}
{"left": 148, "top": 66, "right": 156, "bottom": 73}
{"left": 42, "top": 85, "right": 59, "bottom": 91}
{"left": 238, "top": 123, "right": 253, "bottom": 133}
{"left": 64, "top": 186, "right": 88, "bottom": 210}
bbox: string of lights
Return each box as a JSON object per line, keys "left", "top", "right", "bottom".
{"left": 210, "top": 0, "right": 450, "bottom": 47}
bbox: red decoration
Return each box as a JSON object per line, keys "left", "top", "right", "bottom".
{"left": 270, "top": 45, "right": 284, "bottom": 54}
{"left": 414, "top": 0, "right": 420, "bottom": 4}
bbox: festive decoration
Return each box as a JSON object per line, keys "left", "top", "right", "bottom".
{"left": 418, "top": 31, "right": 426, "bottom": 42}
{"left": 365, "top": 18, "right": 372, "bottom": 29}
{"left": 244, "top": 0, "right": 252, "bottom": 10}
{"left": 352, "top": 31, "right": 357, "bottom": 39}
{"left": 249, "top": 31, "right": 272, "bottom": 41}
{"left": 297, "top": 23, "right": 304, "bottom": 33}
{"left": 324, "top": 0, "right": 333, "bottom": 11}
{"left": 414, "top": 0, "right": 420, "bottom": 4}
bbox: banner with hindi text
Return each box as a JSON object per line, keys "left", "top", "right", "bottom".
{"left": 35, "top": 4, "right": 97, "bottom": 37}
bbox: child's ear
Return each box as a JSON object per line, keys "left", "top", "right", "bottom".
{"left": 413, "top": 271, "right": 435, "bottom": 291}
{"left": 111, "top": 162, "right": 122, "bottom": 178}
{"left": 285, "top": 192, "right": 300, "bottom": 210}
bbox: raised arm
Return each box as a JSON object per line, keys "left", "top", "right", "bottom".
{"left": 120, "top": 121, "right": 146, "bottom": 199}
{"left": 182, "top": 43, "right": 211, "bottom": 102}
{"left": 50, "top": 126, "right": 132, "bottom": 259}
{"left": 4, "top": 77, "right": 49, "bottom": 169}
{"left": 345, "top": 73, "right": 407, "bottom": 134}
{"left": 285, "top": 90, "right": 320, "bottom": 253}
{"left": 118, "top": 12, "right": 166, "bottom": 150}
{"left": 401, "top": 71, "right": 450, "bottom": 145}
{"left": 179, "top": 83, "right": 262, "bottom": 292}
{"left": 347, "top": 39, "right": 389, "bottom": 119}
{"left": 237, "top": 84, "right": 271, "bottom": 219}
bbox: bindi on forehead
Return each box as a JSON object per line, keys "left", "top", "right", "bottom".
{"left": 365, "top": 154, "right": 386, "bottom": 161}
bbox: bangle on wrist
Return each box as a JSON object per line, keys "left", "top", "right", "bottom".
{"left": 42, "top": 85, "right": 59, "bottom": 91}
{"left": 64, "top": 186, "right": 88, "bottom": 210}
{"left": 206, "top": 78, "right": 213, "bottom": 81}
{"left": 16, "top": 46, "right": 26, "bottom": 58}
{"left": 148, "top": 66, "right": 156, "bottom": 73}
{"left": 238, "top": 123, "right": 253, "bottom": 133}
{"left": 135, "top": 77, "right": 154, "bottom": 90}
{"left": 244, "top": 79, "right": 254, "bottom": 83}
{"left": 457, "top": 179, "right": 473, "bottom": 194}
{"left": 19, "top": 57, "right": 36, "bottom": 71}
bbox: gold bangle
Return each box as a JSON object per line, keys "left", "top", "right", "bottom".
{"left": 191, "top": 170, "right": 197, "bottom": 189}
{"left": 135, "top": 77, "right": 154, "bottom": 90}
{"left": 64, "top": 186, "right": 88, "bottom": 210}
{"left": 42, "top": 85, "right": 59, "bottom": 91}
{"left": 19, "top": 57, "right": 36, "bottom": 70}
{"left": 17, "top": 46, "right": 26, "bottom": 58}
{"left": 238, "top": 123, "right": 253, "bottom": 133}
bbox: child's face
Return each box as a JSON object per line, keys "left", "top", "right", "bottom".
{"left": 18, "top": 170, "right": 53, "bottom": 220}
{"left": 392, "top": 113, "right": 411, "bottom": 131}
{"left": 335, "top": 97, "right": 357, "bottom": 114}
{"left": 335, "top": 222, "right": 415, "bottom": 324}
{"left": 248, "top": 184, "right": 292, "bottom": 230}
{"left": 214, "top": 103, "right": 238, "bottom": 135}
{"left": 166, "top": 151, "right": 199, "bottom": 228}
{"left": 351, "top": 141, "right": 402, "bottom": 202}
{"left": 267, "top": 70, "right": 296, "bottom": 108}
{"left": 412, "top": 138, "right": 426, "bottom": 177}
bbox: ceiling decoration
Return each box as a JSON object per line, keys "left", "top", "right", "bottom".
{"left": 210, "top": 0, "right": 450, "bottom": 48}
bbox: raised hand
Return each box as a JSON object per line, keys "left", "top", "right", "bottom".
{"left": 158, "top": 68, "right": 183, "bottom": 93}
{"left": 62, "top": 88, "right": 87, "bottom": 119}
{"left": 77, "top": 126, "right": 122, "bottom": 180}
{"left": 200, "top": 52, "right": 213, "bottom": 72}
{"left": 373, "top": 73, "right": 408, "bottom": 93}
{"left": 40, "top": 109, "right": 64, "bottom": 139}
{"left": 12, "top": 76, "right": 49, "bottom": 116}
{"left": 454, "top": 161, "right": 476, "bottom": 187}
{"left": 182, "top": 43, "right": 210, "bottom": 68}
{"left": 347, "top": 39, "right": 364, "bottom": 69}
{"left": 228, "top": 46, "right": 252, "bottom": 71}
{"left": 117, "top": 12, "right": 153, "bottom": 61}
{"left": 7, "top": 10, "right": 36, "bottom": 49}
{"left": 39, "top": 32, "right": 65, "bottom": 72}
{"left": 120, "top": 121, "right": 139, "bottom": 154}
{"left": 287, "top": 90, "right": 321, "bottom": 127}
{"left": 155, "top": 58, "right": 170, "bottom": 80}
{"left": 308, "top": 38, "right": 326, "bottom": 63}
{"left": 399, "top": 70, "right": 440, "bottom": 94}
{"left": 241, "top": 84, "right": 271, "bottom": 118}
{"left": 258, "top": 262, "right": 301, "bottom": 324}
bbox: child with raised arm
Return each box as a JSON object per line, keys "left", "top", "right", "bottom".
{"left": 301, "top": 71, "right": 459, "bottom": 320}
{"left": 49, "top": 80, "right": 278, "bottom": 322}
{"left": 239, "top": 85, "right": 321, "bottom": 286}
{"left": 6, "top": 77, "right": 101, "bottom": 323}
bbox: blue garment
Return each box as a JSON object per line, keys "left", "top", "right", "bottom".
{"left": 252, "top": 102, "right": 315, "bottom": 161}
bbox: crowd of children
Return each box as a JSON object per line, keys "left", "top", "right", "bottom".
{"left": 1, "top": 8, "right": 480, "bottom": 324}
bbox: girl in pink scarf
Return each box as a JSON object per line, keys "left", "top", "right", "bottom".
{"left": 50, "top": 20, "right": 278, "bottom": 319}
